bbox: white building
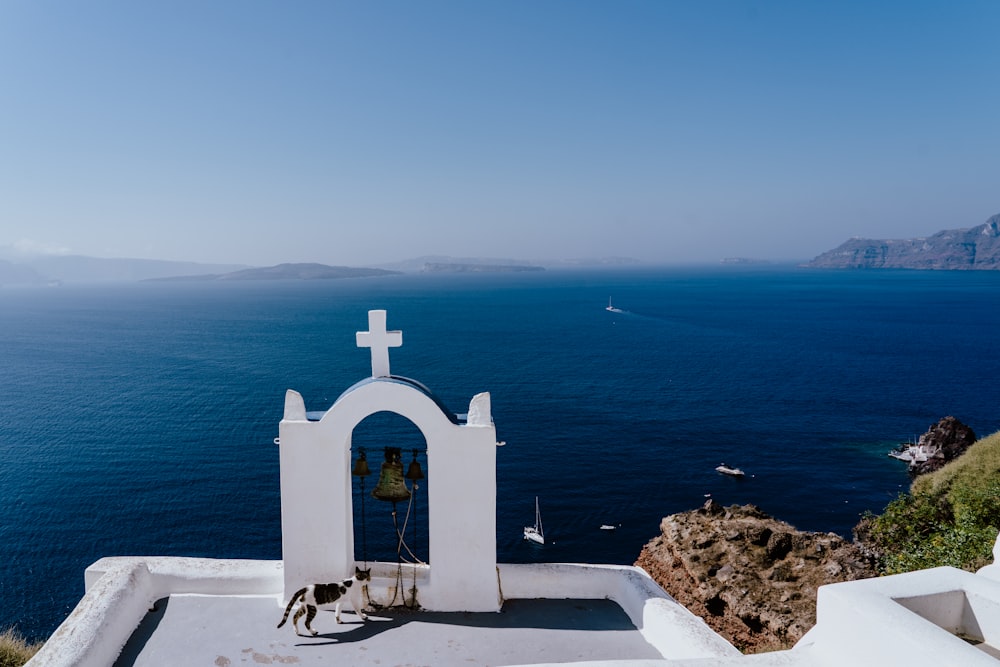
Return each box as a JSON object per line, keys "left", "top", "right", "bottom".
{"left": 27, "top": 311, "right": 1000, "bottom": 666}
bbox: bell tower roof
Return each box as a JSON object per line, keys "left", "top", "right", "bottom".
{"left": 334, "top": 375, "right": 463, "bottom": 425}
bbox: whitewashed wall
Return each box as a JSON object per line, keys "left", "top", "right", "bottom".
{"left": 278, "top": 381, "right": 500, "bottom": 611}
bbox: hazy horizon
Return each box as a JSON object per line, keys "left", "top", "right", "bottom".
{"left": 2, "top": 2, "right": 998, "bottom": 267}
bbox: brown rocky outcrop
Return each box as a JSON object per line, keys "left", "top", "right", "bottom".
{"left": 635, "top": 501, "right": 876, "bottom": 654}
{"left": 908, "top": 416, "right": 977, "bottom": 475}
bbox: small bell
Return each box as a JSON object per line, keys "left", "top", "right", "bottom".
{"left": 371, "top": 446, "right": 411, "bottom": 503}
{"left": 352, "top": 448, "right": 371, "bottom": 477}
{"left": 405, "top": 449, "right": 424, "bottom": 481}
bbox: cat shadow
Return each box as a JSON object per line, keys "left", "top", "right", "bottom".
{"left": 294, "top": 613, "right": 406, "bottom": 646}
{"left": 295, "top": 599, "right": 638, "bottom": 647}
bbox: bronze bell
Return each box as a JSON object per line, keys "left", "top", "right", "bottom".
{"left": 405, "top": 449, "right": 424, "bottom": 481}
{"left": 352, "top": 448, "right": 371, "bottom": 477}
{"left": 371, "top": 446, "right": 411, "bottom": 503}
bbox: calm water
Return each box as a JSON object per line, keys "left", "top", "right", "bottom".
{"left": 3, "top": 266, "right": 1000, "bottom": 640}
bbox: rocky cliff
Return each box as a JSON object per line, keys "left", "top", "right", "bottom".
{"left": 890, "top": 416, "right": 977, "bottom": 476}
{"left": 635, "top": 501, "right": 876, "bottom": 653}
{"left": 807, "top": 213, "right": 1000, "bottom": 269}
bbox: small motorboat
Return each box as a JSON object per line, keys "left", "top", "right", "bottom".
{"left": 599, "top": 524, "right": 617, "bottom": 531}
{"left": 715, "top": 463, "right": 746, "bottom": 477}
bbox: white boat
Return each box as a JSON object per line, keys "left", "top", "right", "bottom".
{"left": 888, "top": 440, "right": 934, "bottom": 463}
{"left": 523, "top": 496, "right": 544, "bottom": 544}
{"left": 599, "top": 524, "right": 617, "bottom": 531}
{"left": 715, "top": 463, "right": 745, "bottom": 477}
{"left": 606, "top": 297, "right": 624, "bottom": 313}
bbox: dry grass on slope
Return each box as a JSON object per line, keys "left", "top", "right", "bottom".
{"left": 0, "top": 628, "right": 41, "bottom": 667}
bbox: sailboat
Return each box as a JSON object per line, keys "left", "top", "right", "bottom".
{"left": 523, "top": 496, "right": 545, "bottom": 544}
{"left": 606, "top": 297, "right": 624, "bottom": 314}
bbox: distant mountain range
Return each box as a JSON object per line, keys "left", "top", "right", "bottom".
{"left": 149, "top": 263, "right": 400, "bottom": 281}
{"left": 0, "top": 255, "right": 251, "bottom": 286}
{"left": 0, "top": 252, "right": 643, "bottom": 286}
{"left": 807, "top": 213, "right": 1000, "bottom": 270}
{"left": 375, "top": 255, "right": 640, "bottom": 273}
{"left": 421, "top": 262, "right": 544, "bottom": 273}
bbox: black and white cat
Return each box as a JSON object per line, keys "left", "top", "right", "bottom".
{"left": 277, "top": 567, "right": 372, "bottom": 636}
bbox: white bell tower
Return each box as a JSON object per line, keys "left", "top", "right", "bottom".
{"left": 277, "top": 310, "right": 501, "bottom": 611}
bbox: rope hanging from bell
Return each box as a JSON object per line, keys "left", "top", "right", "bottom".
{"left": 352, "top": 447, "right": 371, "bottom": 566}
{"left": 404, "top": 448, "right": 423, "bottom": 609}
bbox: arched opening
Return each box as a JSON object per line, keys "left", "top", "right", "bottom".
{"left": 350, "top": 411, "right": 430, "bottom": 569}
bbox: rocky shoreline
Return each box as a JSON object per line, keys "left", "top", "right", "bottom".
{"left": 887, "top": 415, "right": 976, "bottom": 475}
{"left": 635, "top": 500, "right": 876, "bottom": 653}
{"left": 634, "top": 416, "right": 983, "bottom": 653}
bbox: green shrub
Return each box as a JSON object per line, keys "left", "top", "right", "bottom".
{"left": 861, "top": 430, "right": 1000, "bottom": 575}
{"left": 0, "top": 628, "right": 41, "bottom": 667}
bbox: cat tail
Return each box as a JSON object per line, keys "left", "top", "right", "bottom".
{"left": 277, "top": 588, "right": 307, "bottom": 628}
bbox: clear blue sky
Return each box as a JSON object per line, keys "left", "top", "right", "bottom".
{"left": 2, "top": 1, "right": 998, "bottom": 266}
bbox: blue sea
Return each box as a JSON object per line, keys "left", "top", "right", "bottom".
{"left": 3, "top": 266, "right": 1000, "bottom": 640}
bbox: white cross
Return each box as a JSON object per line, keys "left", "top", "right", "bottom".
{"left": 356, "top": 310, "right": 402, "bottom": 377}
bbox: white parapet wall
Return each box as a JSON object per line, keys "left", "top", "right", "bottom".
{"left": 797, "top": 563, "right": 1000, "bottom": 665}
{"left": 26, "top": 558, "right": 284, "bottom": 667}
{"left": 498, "top": 562, "right": 740, "bottom": 661}
{"left": 977, "top": 535, "right": 1000, "bottom": 584}
{"left": 24, "top": 535, "right": 1000, "bottom": 667}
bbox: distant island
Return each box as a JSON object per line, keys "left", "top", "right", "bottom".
{"left": 0, "top": 252, "right": 638, "bottom": 286}
{"left": 421, "top": 262, "right": 544, "bottom": 273}
{"left": 374, "top": 255, "right": 637, "bottom": 273}
{"left": 0, "top": 255, "right": 250, "bottom": 285}
{"left": 148, "top": 263, "right": 401, "bottom": 281}
{"left": 807, "top": 212, "right": 1000, "bottom": 270}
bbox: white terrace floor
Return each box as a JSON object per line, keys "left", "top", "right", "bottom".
{"left": 29, "top": 557, "right": 741, "bottom": 667}
{"left": 32, "top": 542, "right": 1000, "bottom": 666}
{"left": 114, "top": 596, "right": 665, "bottom": 667}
